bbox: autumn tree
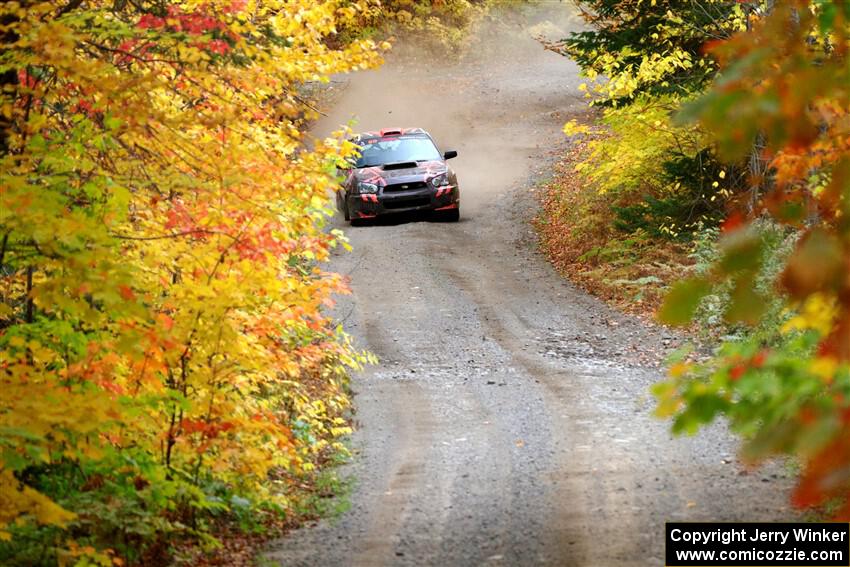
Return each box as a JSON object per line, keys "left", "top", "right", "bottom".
{"left": 551, "top": 1, "right": 754, "bottom": 241}
{"left": 560, "top": 0, "right": 746, "bottom": 104}
{"left": 656, "top": 0, "right": 850, "bottom": 515}
{"left": 1, "top": 0, "right": 381, "bottom": 562}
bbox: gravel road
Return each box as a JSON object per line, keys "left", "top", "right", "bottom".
{"left": 265, "top": 4, "right": 792, "bottom": 566}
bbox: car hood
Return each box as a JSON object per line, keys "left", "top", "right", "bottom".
{"left": 352, "top": 160, "right": 447, "bottom": 186}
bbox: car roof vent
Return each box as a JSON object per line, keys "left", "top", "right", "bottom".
{"left": 380, "top": 128, "right": 403, "bottom": 137}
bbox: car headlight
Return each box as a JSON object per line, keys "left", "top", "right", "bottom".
{"left": 357, "top": 181, "right": 379, "bottom": 194}
{"left": 430, "top": 173, "right": 449, "bottom": 187}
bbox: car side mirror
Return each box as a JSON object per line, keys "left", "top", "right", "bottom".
{"left": 443, "top": 150, "right": 458, "bottom": 160}
{"left": 337, "top": 157, "right": 356, "bottom": 171}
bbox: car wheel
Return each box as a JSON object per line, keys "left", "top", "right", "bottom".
{"left": 336, "top": 192, "right": 350, "bottom": 221}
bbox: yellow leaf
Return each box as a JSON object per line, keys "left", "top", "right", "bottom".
{"left": 810, "top": 357, "right": 838, "bottom": 382}
{"left": 669, "top": 362, "right": 692, "bottom": 378}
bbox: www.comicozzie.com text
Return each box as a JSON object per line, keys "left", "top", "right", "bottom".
{"left": 670, "top": 527, "right": 848, "bottom": 546}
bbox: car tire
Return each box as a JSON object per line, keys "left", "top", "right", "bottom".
{"left": 438, "top": 208, "right": 460, "bottom": 222}
{"left": 343, "top": 198, "right": 350, "bottom": 221}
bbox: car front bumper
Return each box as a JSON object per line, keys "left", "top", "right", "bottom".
{"left": 347, "top": 186, "right": 459, "bottom": 219}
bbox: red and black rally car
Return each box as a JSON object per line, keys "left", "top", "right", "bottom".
{"left": 336, "top": 128, "right": 460, "bottom": 224}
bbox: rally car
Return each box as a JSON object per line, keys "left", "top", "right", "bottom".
{"left": 336, "top": 128, "right": 460, "bottom": 223}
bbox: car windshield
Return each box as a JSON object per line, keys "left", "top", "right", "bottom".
{"left": 355, "top": 136, "right": 441, "bottom": 168}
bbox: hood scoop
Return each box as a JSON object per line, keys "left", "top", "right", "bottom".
{"left": 382, "top": 161, "right": 418, "bottom": 171}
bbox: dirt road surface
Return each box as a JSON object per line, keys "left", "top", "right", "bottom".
{"left": 265, "top": 5, "right": 791, "bottom": 566}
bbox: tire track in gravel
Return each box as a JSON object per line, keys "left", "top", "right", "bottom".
{"left": 350, "top": 380, "right": 435, "bottom": 567}
{"left": 422, "top": 231, "right": 645, "bottom": 566}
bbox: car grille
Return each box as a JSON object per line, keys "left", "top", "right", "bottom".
{"left": 384, "top": 196, "right": 430, "bottom": 209}
{"left": 383, "top": 181, "right": 428, "bottom": 193}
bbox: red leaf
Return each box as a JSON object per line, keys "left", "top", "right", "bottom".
{"left": 157, "top": 313, "right": 174, "bottom": 331}
{"left": 729, "top": 364, "right": 746, "bottom": 381}
{"left": 118, "top": 285, "right": 135, "bottom": 300}
{"left": 721, "top": 212, "right": 745, "bottom": 233}
{"left": 751, "top": 349, "right": 768, "bottom": 368}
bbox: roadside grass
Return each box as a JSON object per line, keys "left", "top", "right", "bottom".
{"left": 295, "top": 467, "right": 356, "bottom": 523}
{"left": 164, "top": 444, "right": 357, "bottom": 567}
{"left": 534, "top": 135, "right": 692, "bottom": 320}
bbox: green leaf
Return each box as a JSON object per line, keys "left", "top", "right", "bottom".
{"left": 719, "top": 229, "right": 763, "bottom": 274}
{"left": 725, "top": 276, "right": 767, "bottom": 325}
{"left": 104, "top": 115, "right": 122, "bottom": 131}
{"left": 0, "top": 426, "right": 46, "bottom": 443}
{"left": 817, "top": 2, "right": 837, "bottom": 34}
{"left": 658, "top": 277, "right": 711, "bottom": 325}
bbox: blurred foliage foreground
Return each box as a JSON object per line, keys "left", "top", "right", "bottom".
{"left": 541, "top": 0, "right": 850, "bottom": 516}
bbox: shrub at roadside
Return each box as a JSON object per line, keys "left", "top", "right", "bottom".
{"left": 535, "top": 125, "right": 691, "bottom": 315}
